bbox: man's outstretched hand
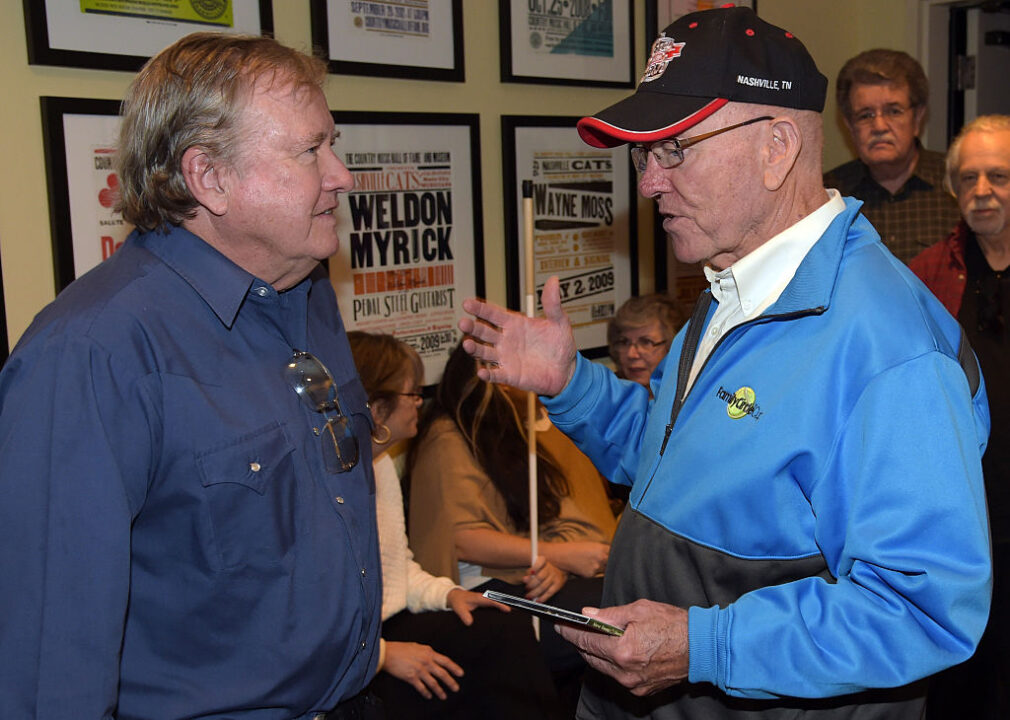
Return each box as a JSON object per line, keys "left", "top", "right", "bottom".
{"left": 459, "top": 276, "right": 577, "bottom": 397}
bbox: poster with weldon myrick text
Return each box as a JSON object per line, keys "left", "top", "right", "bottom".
{"left": 330, "top": 117, "right": 481, "bottom": 386}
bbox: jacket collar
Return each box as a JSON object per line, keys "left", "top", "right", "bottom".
{"left": 767, "top": 197, "right": 868, "bottom": 316}
{"left": 947, "top": 220, "right": 971, "bottom": 272}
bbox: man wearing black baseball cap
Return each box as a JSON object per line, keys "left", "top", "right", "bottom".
{"left": 458, "top": 6, "right": 991, "bottom": 719}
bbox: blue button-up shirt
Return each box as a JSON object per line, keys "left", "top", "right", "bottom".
{"left": 0, "top": 226, "right": 381, "bottom": 719}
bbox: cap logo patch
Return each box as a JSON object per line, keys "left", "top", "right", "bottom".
{"left": 641, "top": 35, "right": 686, "bottom": 83}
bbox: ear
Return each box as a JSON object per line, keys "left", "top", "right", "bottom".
{"left": 181, "top": 146, "right": 229, "bottom": 217}
{"left": 762, "top": 117, "right": 802, "bottom": 191}
{"left": 913, "top": 105, "right": 927, "bottom": 136}
{"left": 370, "top": 398, "right": 391, "bottom": 426}
{"left": 843, "top": 114, "right": 857, "bottom": 140}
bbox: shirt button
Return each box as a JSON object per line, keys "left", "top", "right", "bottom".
{"left": 361, "top": 568, "right": 367, "bottom": 577}
{"left": 249, "top": 462, "right": 261, "bottom": 472}
{"left": 313, "top": 427, "right": 321, "bottom": 436}
{"left": 361, "top": 641, "right": 367, "bottom": 650}
{"left": 335, "top": 496, "right": 344, "bottom": 504}
{"left": 255, "top": 286, "right": 269, "bottom": 297}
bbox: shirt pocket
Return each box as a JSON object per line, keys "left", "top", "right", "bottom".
{"left": 196, "top": 422, "right": 298, "bottom": 571}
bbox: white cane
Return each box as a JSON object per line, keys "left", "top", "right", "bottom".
{"left": 522, "top": 179, "right": 540, "bottom": 640}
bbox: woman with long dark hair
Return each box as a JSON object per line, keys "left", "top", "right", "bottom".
{"left": 406, "top": 342, "right": 617, "bottom": 708}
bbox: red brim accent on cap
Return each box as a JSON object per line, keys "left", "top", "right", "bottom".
{"left": 577, "top": 97, "right": 729, "bottom": 148}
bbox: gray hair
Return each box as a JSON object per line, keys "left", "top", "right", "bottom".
{"left": 945, "top": 114, "right": 1010, "bottom": 195}
{"left": 115, "top": 32, "right": 327, "bottom": 231}
{"left": 607, "top": 293, "right": 686, "bottom": 364}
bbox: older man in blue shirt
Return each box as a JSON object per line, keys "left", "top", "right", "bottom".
{"left": 0, "top": 34, "right": 382, "bottom": 719}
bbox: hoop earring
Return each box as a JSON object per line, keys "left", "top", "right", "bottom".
{"left": 371, "top": 423, "right": 392, "bottom": 445}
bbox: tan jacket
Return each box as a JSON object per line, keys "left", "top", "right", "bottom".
{"left": 408, "top": 416, "right": 617, "bottom": 584}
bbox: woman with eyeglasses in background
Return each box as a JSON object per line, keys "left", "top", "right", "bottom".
{"left": 607, "top": 293, "right": 686, "bottom": 392}
{"left": 348, "top": 331, "right": 563, "bottom": 720}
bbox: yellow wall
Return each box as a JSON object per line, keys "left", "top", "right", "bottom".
{"left": 0, "top": 0, "right": 914, "bottom": 348}
{"left": 760, "top": 0, "right": 914, "bottom": 169}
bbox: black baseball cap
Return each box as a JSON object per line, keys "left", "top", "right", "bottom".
{"left": 577, "top": 5, "right": 827, "bottom": 148}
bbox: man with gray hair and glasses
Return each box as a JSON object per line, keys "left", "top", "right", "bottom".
{"left": 824, "top": 49, "right": 961, "bottom": 264}
{"left": 911, "top": 114, "right": 1010, "bottom": 720}
{"left": 458, "top": 7, "right": 991, "bottom": 719}
{"left": 0, "top": 33, "right": 382, "bottom": 719}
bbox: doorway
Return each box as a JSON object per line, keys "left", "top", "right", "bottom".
{"left": 920, "top": 0, "right": 1010, "bottom": 148}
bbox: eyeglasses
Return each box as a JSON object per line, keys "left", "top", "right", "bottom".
{"left": 631, "top": 115, "right": 774, "bottom": 172}
{"left": 284, "top": 349, "right": 359, "bottom": 473}
{"left": 851, "top": 105, "right": 912, "bottom": 127}
{"left": 612, "top": 336, "right": 668, "bottom": 354}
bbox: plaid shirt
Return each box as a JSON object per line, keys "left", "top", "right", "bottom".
{"left": 908, "top": 221, "right": 968, "bottom": 317}
{"left": 824, "top": 146, "right": 961, "bottom": 264}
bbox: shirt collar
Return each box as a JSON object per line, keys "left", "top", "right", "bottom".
{"left": 708, "top": 189, "right": 846, "bottom": 319}
{"left": 135, "top": 225, "right": 257, "bottom": 328}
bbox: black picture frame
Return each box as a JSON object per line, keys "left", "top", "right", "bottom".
{"left": 24, "top": 1, "right": 274, "bottom": 72}
{"left": 502, "top": 114, "right": 638, "bottom": 358}
{"left": 40, "top": 97, "right": 126, "bottom": 294}
{"left": 329, "top": 110, "right": 483, "bottom": 385}
{"left": 310, "top": 0, "right": 465, "bottom": 82}
{"left": 499, "top": 0, "right": 634, "bottom": 88}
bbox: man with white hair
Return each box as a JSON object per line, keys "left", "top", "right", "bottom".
{"left": 911, "top": 114, "right": 1010, "bottom": 720}
{"left": 458, "top": 7, "right": 991, "bottom": 719}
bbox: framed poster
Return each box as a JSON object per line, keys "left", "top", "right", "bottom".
{"left": 645, "top": 0, "right": 755, "bottom": 42}
{"left": 311, "top": 0, "right": 464, "bottom": 82}
{"left": 500, "top": 0, "right": 634, "bottom": 88}
{"left": 41, "top": 97, "right": 130, "bottom": 294}
{"left": 330, "top": 111, "right": 483, "bottom": 386}
{"left": 24, "top": 0, "right": 273, "bottom": 72}
{"left": 502, "top": 115, "right": 637, "bottom": 358}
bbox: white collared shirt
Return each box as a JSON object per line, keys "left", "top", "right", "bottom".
{"left": 686, "top": 189, "right": 846, "bottom": 391}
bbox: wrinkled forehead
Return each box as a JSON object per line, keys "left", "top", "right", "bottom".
{"left": 616, "top": 318, "right": 665, "bottom": 335}
{"left": 234, "top": 75, "right": 333, "bottom": 139}
{"left": 959, "top": 130, "right": 1010, "bottom": 166}
{"left": 848, "top": 80, "right": 911, "bottom": 106}
{"left": 244, "top": 68, "right": 323, "bottom": 103}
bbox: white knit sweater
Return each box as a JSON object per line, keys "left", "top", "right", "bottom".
{"left": 375, "top": 453, "right": 460, "bottom": 621}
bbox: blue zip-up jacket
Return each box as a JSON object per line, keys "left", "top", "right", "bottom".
{"left": 545, "top": 199, "right": 991, "bottom": 719}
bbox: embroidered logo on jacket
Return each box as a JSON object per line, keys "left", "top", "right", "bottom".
{"left": 642, "top": 35, "right": 686, "bottom": 82}
{"left": 717, "top": 386, "right": 763, "bottom": 420}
